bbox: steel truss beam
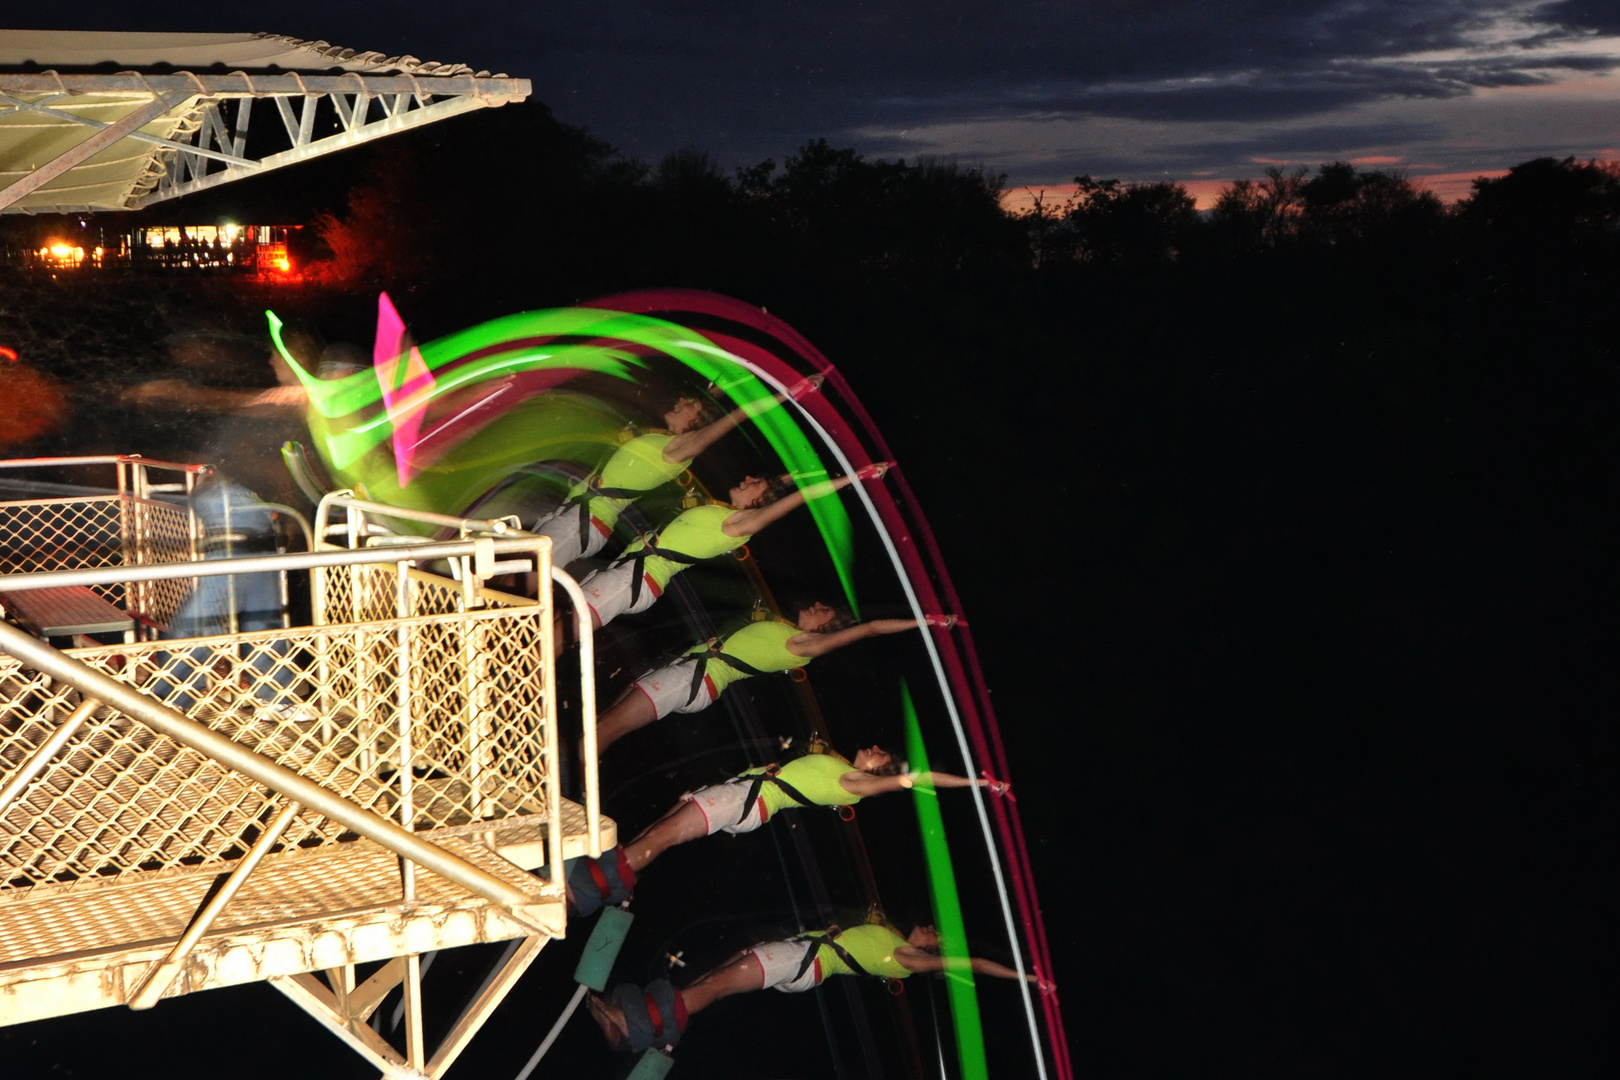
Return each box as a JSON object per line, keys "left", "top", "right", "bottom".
{"left": 140, "top": 91, "right": 492, "bottom": 206}
{"left": 0, "top": 73, "right": 528, "bottom": 213}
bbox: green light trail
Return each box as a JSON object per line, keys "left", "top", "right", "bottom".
{"left": 903, "top": 678, "right": 987, "bottom": 1080}
{"left": 267, "top": 305, "right": 862, "bottom": 612}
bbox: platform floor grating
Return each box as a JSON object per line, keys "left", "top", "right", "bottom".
{"left": 0, "top": 806, "right": 608, "bottom": 972}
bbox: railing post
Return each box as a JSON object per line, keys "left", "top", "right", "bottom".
{"left": 539, "top": 545, "right": 563, "bottom": 884}
{"left": 395, "top": 557, "right": 415, "bottom": 902}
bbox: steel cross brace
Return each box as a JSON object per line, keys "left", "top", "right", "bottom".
{"left": 271, "top": 935, "right": 546, "bottom": 1079}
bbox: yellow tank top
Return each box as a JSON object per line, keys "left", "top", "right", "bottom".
{"left": 742, "top": 753, "right": 861, "bottom": 819}
{"left": 625, "top": 503, "right": 748, "bottom": 589}
{"left": 697, "top": 619, "right": 810, "bottom": 695}
{"left": 572, "top": 432, "right": 689, "bottom": 530}
{"left": 813, "top": 925, "right": 913, "bottom": 980}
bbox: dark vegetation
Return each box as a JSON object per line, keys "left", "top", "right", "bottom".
{"left": 0, "top": 103, "right": 1612, "bottom": 1077}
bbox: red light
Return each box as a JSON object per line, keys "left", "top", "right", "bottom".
{"left": 0, "top": 347, "right": 17, "bottom": 362}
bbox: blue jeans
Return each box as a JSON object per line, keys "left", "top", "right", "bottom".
{"left": 155, "top": 481, "right": 290, "bottom": 711}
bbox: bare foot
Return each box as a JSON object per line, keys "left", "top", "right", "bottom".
{"left": 586, "top": 992, "right": 629, "bottom": 1051}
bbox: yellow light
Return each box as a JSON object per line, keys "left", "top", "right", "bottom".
{"left": 276, "top": 258, "right": 291, "bottom": 272}
{"left": 49, "top": 243, "right": 72, "bottom": 257}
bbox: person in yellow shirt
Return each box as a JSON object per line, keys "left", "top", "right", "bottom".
{"left": 588, "top": 922, "right": 1047, "bottom": 1054}
{"left": 564, "top": 745, "right": 1007, "bottom": 915}
{"left": 536, "top": 375, "right": 822, "bottom": 569}
{"left": 594, "top": 603, "right": 956, "bottom": 753}
{"left": 573, "top": 460, "right": 889, "bottom": 630}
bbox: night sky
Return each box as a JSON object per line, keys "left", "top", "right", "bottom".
{"left": 13, "top": 1, "right": 1620, "bottom": 200}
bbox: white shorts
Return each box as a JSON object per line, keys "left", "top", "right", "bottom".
{"left": 687, "top": 779, "right": 768, "bottom": 835}
{"left": 532, "top": 505, "right": 611, "bottom": 569}
{"left": 630, "top": 658, "right": 718, "bottom": 720}
{"left": 751, "top": 938, "right": 822, "bottom": 993}
{"left": 578, "top": 561, "right": 661, "bottom": 627}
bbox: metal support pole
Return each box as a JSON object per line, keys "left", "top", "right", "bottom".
{"left": 129, "top": 798, "right": 303, "bottom": 1009}
{"left": 514, "top": 983, "right": 591, "bottom": 1080}
{"left": 271, "top": 972, "right": 416, "bottom": 1076}
{"left": 426, "top": 936, "right": 546, "bottom": 1077}
{"left": 551, "top": 566, "right": 600, "bottom": 858}
{"left": 539, "top": 554, "right": 563, "bottom": 883}
{"left": 0, "top": 695, "right": 99, "bottom": 818}
{"left": 396, "top": 559, "right": 415, "bottom": 902}
{"left": 403, "top": 952, "right": 425, "bottom": 1068}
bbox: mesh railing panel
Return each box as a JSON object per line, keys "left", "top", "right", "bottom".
{"left": 0, "top": 495, "right": 198, "bottom": 630}
{"left": 0, "top": 497, "right": 127, "bottom": 607}
{"left": 118, "top": 497, "right": 199, "bottom": 630}
{"left": 0, "top": 598, "right": 549, "bottom": 892}
{"left": 312, "top": 558, "right": 524, "bottom": 626}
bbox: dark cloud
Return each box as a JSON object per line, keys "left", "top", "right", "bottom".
{"left": 12, "top": 2, "right": 1620, "bottom": 180}
{"left": 1542, "top": 0, "right": 1620, "bottom": 35}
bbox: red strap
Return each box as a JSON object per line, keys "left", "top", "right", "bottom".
{"left": 644, "top": 992, "right": 665, "bottom": 1039}
{"left": 614, "top": 845, "right": 637, "bottom": 891}
{"left": 673, "top": 987, "right": 689, "bottom": 1030}
{"left": 587, "top": 857, "right": 611, "bottom": 900}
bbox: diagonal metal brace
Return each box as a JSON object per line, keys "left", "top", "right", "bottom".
{"left": 0, "top": 92, "right": 188, "bottom": 211}
{"left": 129, "top": 798, "right": 304, "bottom": 1009}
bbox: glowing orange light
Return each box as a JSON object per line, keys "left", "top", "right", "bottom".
{"left": 0, "top": 347, "right": 17, "bottom": 362}
{"left": 275, "top": 258, "right": 291, "bottom": 272}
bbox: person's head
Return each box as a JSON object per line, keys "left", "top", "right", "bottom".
{"left": 663, "top": 395, "right": 717, "bottom": 434}
{"left": 906, "top": 924, "right": 942, "bottom": 952}
{"left": 853, "top": 745, "right": 905, "bottom": 776}
{"left": 729, "top": 472, "right": 793, "bottom": 510}
{"left": 315, "top": 342, "right": 367, "bottom": 381}
{"left": 795, "top": 601, "right": 854, "bottom": 633}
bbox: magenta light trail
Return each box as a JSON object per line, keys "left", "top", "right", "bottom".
{"left": 591, "top": 289, "right": 1073, "bottom": 1080}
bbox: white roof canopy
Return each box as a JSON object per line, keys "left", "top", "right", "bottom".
{"left": 0, "top": 31, "right": 530, "bottom": 214}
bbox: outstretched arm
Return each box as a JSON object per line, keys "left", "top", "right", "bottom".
{"left": 663, "top": 375, "right": 824, "bottom": 462}
{"left": 896, "top": 948, "right": 1043, "bottom": 984}
{"left": 839, "top": 769, "right": 989, "bottom": 798}
{"left": 722, "top": 460, "right": 887, "bottom": 537}
{"left": 787, "top": 611, "right": 954, "bottom": 659}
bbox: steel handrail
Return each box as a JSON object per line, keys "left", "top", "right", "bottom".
{"left": 314, "top": 491, "right": 519, "bottom": 540}
{"left": 0, "top": 537, "right": 553, "bottom": 592}
{"left": 0, "top": 455, "right": 212, "bottom": 474}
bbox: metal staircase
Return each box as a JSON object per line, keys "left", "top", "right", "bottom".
{"left": 0, "top": 460, "right": 608, "bottom": 1078}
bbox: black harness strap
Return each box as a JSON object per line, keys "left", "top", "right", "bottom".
{"left": 614, "top": 532, "right": 711, "bottom": 607}
{"left": 563, "top": 479, "right": 649, "bottom": 550}
{"left": 791, "top": 928, "right": 875, "bottom": 983}
{"left": 683, "top": 640, "right": 776, "bottom": 706}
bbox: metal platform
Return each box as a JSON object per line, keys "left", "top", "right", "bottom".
{"left": 0, "top": 476, "right": 606, "bottom": 1078}
{"left": 0, "top": 811, "right": 614, "bottom": 1025}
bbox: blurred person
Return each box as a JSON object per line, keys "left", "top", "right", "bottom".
{"left": 572, "top": 461, "right": 891, "bottom": 636}
{"left": 536, "top": 375, "right": 823, "bottom": 569}
{"left": 588, "top": 921, "right": 1046, "bottom": 1053}
{"left": 565, "top": 744, "right": 1005, "bottom": 915}
{"left": 595, "top": 604, "right": 956, "bottom": 753}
